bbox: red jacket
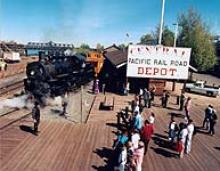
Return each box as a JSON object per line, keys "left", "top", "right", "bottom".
{"left": 141, "top": 123, "right": 154, "bottom": 141}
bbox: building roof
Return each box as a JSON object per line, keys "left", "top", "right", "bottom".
{"left": 104, "top": 44, "right": 121, "bottom": 52}
{"left": 104, "top": 49, "right": 127, "bottom": 68}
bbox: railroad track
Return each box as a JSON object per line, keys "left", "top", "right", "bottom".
{"left": 0, "top": 108, "right": 31, "bottom": 131}
{"left": 0, "top": 80, "right": 24, "bottom": 97}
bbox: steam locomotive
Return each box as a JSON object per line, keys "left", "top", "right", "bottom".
{"left": 24, "top": 52, "right": 94, "bottom": 104}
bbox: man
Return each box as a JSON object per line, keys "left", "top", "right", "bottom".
{"left": 133, "top": 111, "right": 143, "bottom": 131}
{"left": 209, "top": 108, "right": 218, "bottom": 136}
{"left": 150, "top": 85, "right": 156, "bottom": 103}
{"left": 179, "top": 92, "right": 185, "bottom": 111}
{"left": 143, "top": 88, "right": 151, "bottom": 108}
{"left": 60, "top": 93, "right": 68, "bottom": 118}
{"left": 141, "top": 120, "right": 154, "bottom": 154}
{"left": 161, "top": 90, "right": 170, "bottom": 108}
{"left": 203, "top": 105, "right": 213, "bottom": 129}
{"left": 186, "top": 119, "right": 195, "bottom": 154}
{"left": 32, "top": 102, "right": 41, "bottom": 135}
{"left": 184, "top": 97, "right": 192, "bottom": 120}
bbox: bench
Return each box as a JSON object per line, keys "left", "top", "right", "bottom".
{"left": 99, "top": 96, "right": 115, "bottom": 111}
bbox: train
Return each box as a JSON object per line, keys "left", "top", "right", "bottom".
{"left": 24, "top": 52, "right": 95, "bottom": 104}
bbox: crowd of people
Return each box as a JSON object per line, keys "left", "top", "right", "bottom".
{"left": 112, "top": 86, "right": 218, "bottom": 171}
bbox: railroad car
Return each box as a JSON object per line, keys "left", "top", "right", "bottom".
{"left": 24, "top": 53, "right": 94, "bottom": 104}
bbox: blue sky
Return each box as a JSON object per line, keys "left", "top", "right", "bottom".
{"left": 0, "top": 0, "right": 219, "bottom": 47}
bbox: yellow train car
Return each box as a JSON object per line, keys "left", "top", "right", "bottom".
{"left": 86, "top": 51, "right": 104, "bottom": 77}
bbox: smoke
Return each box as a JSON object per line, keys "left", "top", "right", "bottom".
{"left": 0, "top": 95, "right": 33, "bottom": 109}
{"left": 0, "top": 95, "right": 64, "bottom": 110}
{"left": 47, "top": 96, "right": 62, "bottom": 106}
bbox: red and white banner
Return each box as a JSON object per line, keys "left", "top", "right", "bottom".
{"left": 126, "top": 45, "right": 191, "bottom": 79}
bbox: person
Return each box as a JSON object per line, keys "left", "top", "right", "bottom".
{"left": 143, "top": 88, "right": 151, "bottom": 108}
{"left": 141, "top": 120, "right": 154, "bottom": 154}
{"left": 149, "top": 112, "right": 155, "bottom": 124}
{"left": 209, "top": 108, "right": 218, "bottom": 136}
{"left": 60, "top": 93, "right": 68, "bottom": 118}
{"left": 150, "top": 85, "right": 156, "bottom": 103}
{"left": 126, "top": 82, "right": 130, "bottom": 95}
{"left": 179, "top": 91, "right": 185, "bottom": 111}
{"left": 94, "top": 79, "right": 99, "bottom": 94}
{"left": 132, "top": 141, "right": 145, "bottom": 171}
{"left": 139, "top": 88, "right": 143, "bottom": 105}
{"left": 117, "top": 144, "right": 127, "bottom": 171}
{"left": 102, "top": 83, "right": 106, "bottom": 95}
{"left": 131, "top": 129, "right": 141, "bottom": 150}
{"left": 186, "top": 119, "right": 195, "bottom": 154}
{"left": 176, "top": 123, "right": 188, "bottom": 158}
{"left": 203, "top": 105, "right": 213, "bottom": 129}
{"left": 168, "top": 117, "right": 177, "bottom": 143}
{"left": 113, "top": 130, "right": 129, "bottom": 149}
{"left": 32, "top": 102, "right": 41, "bottom": 135}
{"left": 161, "top": 90, "right": 170, "bottom": 108}
{"left": 127, "top": 141, "right": 134, "bottom": 171}
{"left": 184, "top": 97, "right": 192, "bottom": 120}
{"left": 132, "top": 111, "right": 143, "bottom": 131}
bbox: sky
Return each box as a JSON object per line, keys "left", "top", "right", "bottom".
{"left": 0, "top": 0, "right": 219, "bottom": 47}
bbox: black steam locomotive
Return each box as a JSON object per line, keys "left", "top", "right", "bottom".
{"left": 24, "top": 53, "right": 94, "bottom": 104}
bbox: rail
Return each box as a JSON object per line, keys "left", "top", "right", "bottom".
{"left": 0, "top": 80, "right": 24, "bottom": 97}
{"left": 0, "top": 109, "right": 31, "bottom": 130}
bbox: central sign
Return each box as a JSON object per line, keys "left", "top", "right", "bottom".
{"left": 126, "top": 45, "right": 191, "bottom": 79}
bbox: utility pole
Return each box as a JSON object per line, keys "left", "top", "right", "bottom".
{"left": 173, "top": 23, "right": 179, "bottom": 47}
{"left": 158, "top": 0, "right": 165, "bottom": 45}
{"left": 172, "top": 23, "right": 179, "bottom": 91}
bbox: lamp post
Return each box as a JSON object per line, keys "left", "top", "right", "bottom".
{"left": 158, "top": 0, "right": 166, "bottom": 45}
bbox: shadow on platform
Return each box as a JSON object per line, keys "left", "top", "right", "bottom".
{"left": 194, "top": 126, "right": 209, "bottom": 135}
{"left": 92, "top": 147, "right": 115, "bottom": 171}
{"left": 168, "top": 112, "right": 185, "bottom": 118}
{"left": 151, "top": 147, "right": 178, "bottom": 158}
{"left": 214, "top": 147, "right": 220, "bottom": 151}
{"left": 20, "top": 125, "right": 34, "bottom": 134}
{"left": 153, "top": 134, "right": 176, "bottom": 151}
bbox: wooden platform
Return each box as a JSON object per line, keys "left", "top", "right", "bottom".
{"left": 0, "top": 93, "right": 220, "bottom": 171}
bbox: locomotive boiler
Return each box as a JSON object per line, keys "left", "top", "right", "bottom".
{"left": 24, "top": 53, "right": 94, "bottom": 104}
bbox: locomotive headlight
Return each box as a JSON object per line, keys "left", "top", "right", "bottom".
{"left": 30, "top": 71, "right": 35, "bottom": 75}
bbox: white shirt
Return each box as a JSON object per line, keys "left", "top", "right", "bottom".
{"left": 170, "top": 122, "right": 176, "bottom": 130}
{"left": 180, "top": 128, "right": 188, "bottom": 144}
{"left": 149, "top": 116, "right": 155, "bottom": 124}
{"left": 131, "top": 133, "right": 140, "bottom": 149}
{"left": 187, "top": 123, "right": 194, "bottom": 139}
{"left": 134, "top": 105, "right": 140, "bottom": 113}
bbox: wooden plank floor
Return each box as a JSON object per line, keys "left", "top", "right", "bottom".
{"left": 0, "top": 93, "right": 220, "bottom": 171}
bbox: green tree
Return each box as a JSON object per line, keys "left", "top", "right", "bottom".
{"left": 80, "top": 43, "right": 90, "bottom": 49}
{"left": 178, "top": 8, "right": 217, "bottom": 71}
{"left": 76, "top": 43, "right": 90, "bottom": 55}
{"left": 96, "top": 43, "right": 104, "bottom": 52}
{"left": 118, "top": 43, "right": 127, "bottom": 50}
{"left": 162, "top": 26, "right": 175, "bottom": 46}
{"left": 140, "top": 26, "right": 174, "bottom": 46}
{"left": 140, "top": 34, "right": 155, "bottom": 45}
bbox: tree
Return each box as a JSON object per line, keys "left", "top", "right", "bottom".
{"left": 140, "top": 34, "right": 155, "bottom": 45}
{"left": 178, "top": 8, "right": 217, "bottom": 71}
{"left": 162, "top": 26, "right": 174, "bottom": 46}
{"left": 118, "top": 44, "right": 127, "bottom": 50}
{"left": 80, "top": 43, "right": 90, "bottom": 49}
{"left": 139, "top": 26, "right": 174, "bottom": 46}
{"left": 96, "top": 43, "right": 104, "bottom": 52}
{"left": 76, "top": 43, "right": 90, "bottom": 55}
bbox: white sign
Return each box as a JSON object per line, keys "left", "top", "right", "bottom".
{"left": 126, "top": 45, "right": 191, "bottom": 79}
